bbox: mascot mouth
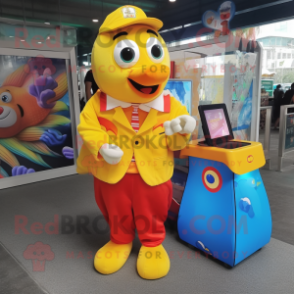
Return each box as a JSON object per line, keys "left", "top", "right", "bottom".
{"left": 0, "top": 106, "right": 17, "bottom": 128}
{"left": 17, "top": 104, "right": 24, "bottom": 117}
{"left": 128, "top": 79, "right": 159, "bottom": 95}
{"left": 0, "top": 110, "right": 10, "bottom": 120}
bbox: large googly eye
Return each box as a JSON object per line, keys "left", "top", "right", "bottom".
{"left": 1, "top": 92, "right": 12, "bottom": 103}
{"left": 146, "top": 37, "right": 164, "bottom": 63}
{"left": 202, "top": 167, "right": 223, "bottom": 193}
{"left": 113, "top": 39, "right": 140, "bottom": 68}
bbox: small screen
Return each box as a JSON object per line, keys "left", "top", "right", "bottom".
{"left": 204, "top": 108, "right": 230, "bottom": 139}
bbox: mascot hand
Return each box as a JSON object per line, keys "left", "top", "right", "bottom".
{"left": 29, "top": 75, "right": 58, "bottom": 109}
{"left": 164, "top": 115, "right": 196, "bottom": 135}
{"left": 99, "top": 143, "right": 123, "bottom": 165}
{"left": 41, "top": 129, "right": 67, "bottom": 146}
{"left": 62, "top": 147, "right": 74, "bottom": 159}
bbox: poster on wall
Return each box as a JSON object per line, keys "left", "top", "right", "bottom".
{"left": 171, "top": 56, "right": 202, "bottom": 141}
{"left": 285, "top": 114, "right": 294, "bottom": 150}
{"left": 165, "top": 80, "right": 192, "bottom": 114}
{"left": 0, "top": 56, "right": 74, "bottom": 179}
{"left": 164, "top": 79, "right": 192, "bottom": 166}
{"left": 164, "top": 80, "right": 193, "bottom": 221}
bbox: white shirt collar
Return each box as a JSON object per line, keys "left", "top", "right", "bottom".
{"left": 100, "top": 90, "right": 171, "bottom": 113}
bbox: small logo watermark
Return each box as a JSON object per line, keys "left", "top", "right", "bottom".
{"left": 15, "top": 214, "right": 249, "bottom": 236}
{"left": 23, "top": 241, "right": 55, "bottom": 272}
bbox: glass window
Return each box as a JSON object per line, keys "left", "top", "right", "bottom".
{"left": 280, "top": 22, "right": 287, "bottom": 31}
{"left": 282, "top": 38, "right": 288, "bottom": 46}
{"left": 267, "top": 50, "right": 271, "bottom": 59}
{"left": 278, "top": 53, "right": 281, "bottom": 59}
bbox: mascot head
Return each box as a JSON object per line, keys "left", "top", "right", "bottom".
{"left": 92, "top": 5, "right": 170, "bottom": 104}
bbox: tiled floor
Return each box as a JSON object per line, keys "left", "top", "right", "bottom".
{"left": 259, "top": 129, "right": 294, "bottom": 245}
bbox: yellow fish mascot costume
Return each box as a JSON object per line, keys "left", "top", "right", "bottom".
{"left": 77, "top": 5, "right": 196, "bottom": 279}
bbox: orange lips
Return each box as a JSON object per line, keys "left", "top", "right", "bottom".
{"left": 127, "top": 65, "right": 170, "bottom": 97}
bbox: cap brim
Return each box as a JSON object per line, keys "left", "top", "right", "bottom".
{"left": 100, "top": 18, "right": 163, "bottom": 34}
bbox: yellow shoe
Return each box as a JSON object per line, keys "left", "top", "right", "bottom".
{"left": 137, "top": 244, "right": 170, "bottom": 279}
{"left": 94, "top": 241, "right": 132, "bottom": 274}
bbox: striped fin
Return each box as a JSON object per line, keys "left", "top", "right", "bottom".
{"left": 0, "top": 138, "right": 51, "bottom": 168}
{"left": 0, "top": 143, "right": 19, "bottom": 167}
{"left": 47, "top": 72, "right": 68, "bottom": 104}
{"left": 16, "top": 127, "right": 43, "bottom": 141}
{"left": 22, "top": 141, "right": 61, "bottom": 157}
{"left": 50, "top": 101, "right": 69, "bottom": 113}
{"left": 38, "top": 115, "right": 70, "bottom": 128}
{"left": 2, "top": 64, "right": 30, "bottom": 87}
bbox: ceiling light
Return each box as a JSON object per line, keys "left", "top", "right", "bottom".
{"left": 9, "top": 36, "right": 14, "bottom": 38}
{"left": 44, "top": 22, "right": 50, "bottom": 25}
{"left": 169, "top": 0, "right": 176, "bottom": 2}
{"left": 92, "top": 19, "right": 99, "bottom": 23}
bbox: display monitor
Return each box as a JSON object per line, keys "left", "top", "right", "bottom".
{"left": 198, "top": 103, "right": 234, "bottom": 146}
{"left": 204, "top": 108, "right": 230, "bottom": 139}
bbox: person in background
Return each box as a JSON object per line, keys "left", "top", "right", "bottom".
{"left": 282, "top": 83, "right": 294, "bottom": 105}
{"left": 274, "top": 84, "right": 284, "bottom": 99}
{"left": 84, "top": 69, "right": 99, "bottom": 101}
{"left": 282, "top": 83, "right": 294, "bottom": 114}
{"left": 261, "top": 88, "right": 267, "bottom": 95}
{"left": 272, "top": 84, "right": 284, "bottom": 129}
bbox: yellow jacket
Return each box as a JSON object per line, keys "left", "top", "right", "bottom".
{"left": 76, "top": 91, "right": 190, "bottom": 186}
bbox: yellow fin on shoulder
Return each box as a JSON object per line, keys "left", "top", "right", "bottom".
{"left": 38, "top": 114, "right": 70, "bottom": 128}
{"left": 50, "top": 101, "right": 69, "bottom": 113}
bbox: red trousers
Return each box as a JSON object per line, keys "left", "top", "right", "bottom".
{"left": 94, "top": 174, "right": 172, "bottom": 247}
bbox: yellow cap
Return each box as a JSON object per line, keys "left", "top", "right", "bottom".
{"left": 99, "top": 5, "right": 163, "bottom": 34}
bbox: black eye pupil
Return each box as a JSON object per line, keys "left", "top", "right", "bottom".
{"left": 121, "top": 47, "right": 135, "bottom": 62}
{"left": 2, "top": 95, "right": 8, "bottom": 102}
{"left": 42, "top": 65, "right": 46, "bottom": 69}
{"left": 34, "top": 65, "right": 38, "bottom": 69}
{"left": 151, "top": 45, "right": 162, "bottom": 59}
